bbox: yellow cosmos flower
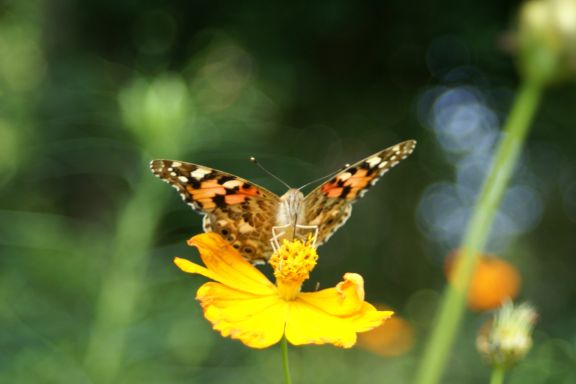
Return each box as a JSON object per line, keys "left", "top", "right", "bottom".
{"left": 174, "top": 232, "right": 393, "bottom": 349}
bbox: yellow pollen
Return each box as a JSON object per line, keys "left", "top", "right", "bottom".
{"left": 269, "top": 237, "right": 318, "bottom": 300}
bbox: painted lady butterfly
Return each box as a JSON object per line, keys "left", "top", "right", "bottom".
{"left": 150, "top": 140, "right": 416, "bottom": 264}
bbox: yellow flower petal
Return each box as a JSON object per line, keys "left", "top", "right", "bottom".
{"left": 284, "top": 273, "right": 392, "bottom": 348}
{"left": 177, "top": 233, "right": 276, "bottom": 295}
{"left": 196, "top": 282, "right": 287, "bottom": 349}
{"left": 285, "top": 299, "right": 392, "bottom": 348}
{"left": 298, "top": 273, "right": 367, "bottom": 316}
{"left": 174, "top": 257, "right": 220, "bottom": 282}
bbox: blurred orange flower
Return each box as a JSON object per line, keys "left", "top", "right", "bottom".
{"left": 445, "top": 250, "right": 521, "bottom": 311}
{"left": 174, "top": 232, "right": 393, "bottom": 349}
{"left": 357, "top": 307, "right": 414, "bottom": 357}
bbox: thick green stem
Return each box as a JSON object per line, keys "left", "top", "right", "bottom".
{"left": 414, "top": 78, "right": 543, "bottom": 384}
{"left": 281, "top": 336, "right": 293, "bottom": 384}
{"left": 490, "top": 366, "right": 506, "bottom": 384}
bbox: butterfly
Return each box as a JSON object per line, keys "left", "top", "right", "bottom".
{"left": 150, "top": 140, "right": 416, "bottom": 264}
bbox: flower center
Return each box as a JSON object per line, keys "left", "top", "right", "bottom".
{"left": 269, "top": 237, "right": 318, "bottom": 300}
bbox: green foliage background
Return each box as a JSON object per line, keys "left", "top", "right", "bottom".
{"left": 1, "top": 0, "right": 575, "bottom": 383}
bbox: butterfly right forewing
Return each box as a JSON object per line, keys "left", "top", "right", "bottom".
{"left": 304, "top": 140, "right": 416, "bottom": 245}
{"left": 150, "top": 159, "right": 281, "bottom": 263}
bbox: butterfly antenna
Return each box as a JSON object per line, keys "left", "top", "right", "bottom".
{"left": 250, "top": 157, "right": 292, "bottom": 189}
{"left": 297, "top": 163, "right": 350, "bottom": 191}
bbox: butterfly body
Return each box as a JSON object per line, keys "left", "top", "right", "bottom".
{"left": 276, "top": 189, "right": 305, "bottom": 226}
{"left": 151, "top": 140, "right": 416, "bottom": 264}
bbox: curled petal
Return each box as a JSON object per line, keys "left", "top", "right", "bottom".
{"left": 298, "top": 273, "right": 368, "bottom": 316}
{"left": 284, "top": 299, "right": 392, "bottom": 348}
{"left": 286, "top": 273, "right": 392, "bottom": 348}
{"left": 177, "top": 233, "right": 276, "bottom": 295}
{"left": 197, "top": 282, "right": 287, "bottom": 349}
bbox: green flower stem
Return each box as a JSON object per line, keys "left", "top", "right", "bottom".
{"left": 281, "top": 336, "right": 293, "bottom": 384}
{"left": 490, "top": 366, "right": 506, "bottom": 384}
{"left": 414, "top": 78, "right": 544, "bottom": 384}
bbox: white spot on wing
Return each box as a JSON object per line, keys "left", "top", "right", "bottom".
{"left": 178, "top": 176, "right": 189, "bottom": 183}
{"left": 378, "top": 160, "right": 389, "bottom": 169}
{"left": 172, "top": 161, "right": 182, "bottom": 167}
{"left": 223, "top": 180, "right": 243, "bottom": 189}
{"left": 366, "top": 156, "right": 381, "bottom": 168}
{"left": 239, "top": 222, "right": 256, "bottom": 233}
{"left": 338, "top": 172, "right": 352, "bottom": 181}
{"left": 191, "top": 167, "right": 212, "bottom": 180}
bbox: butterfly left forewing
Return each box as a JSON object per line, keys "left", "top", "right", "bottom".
{"left": 150, "top": 159, "right": 280, "bottom": 263}
{"left": 304, "top": 140, "right": 416, "bottom": 245}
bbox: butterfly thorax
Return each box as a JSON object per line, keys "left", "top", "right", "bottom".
{"left": 273, "top": 188, "right": 319, "bottom": 246}
{"left": 273, "top": 189, "right": 310, "bottom": 244}
{"left": 276, "top": 189, "right": 305, "bottom": 228}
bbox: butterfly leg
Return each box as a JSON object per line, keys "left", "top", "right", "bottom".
{"left": 295, "top": 224, "right": 319, "bottom": 248}
{"left": 271, "top": 225, "right": 289, "bottom": 252}
{"left": 271, "top": 224, "right": 319, "bottom": 252}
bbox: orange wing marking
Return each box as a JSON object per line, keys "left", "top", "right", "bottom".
{"left": 321, "top": 169, "right": 372, "bottom": 200}
{"left": 186, "top": 181, "right": 261, "bottom": 209}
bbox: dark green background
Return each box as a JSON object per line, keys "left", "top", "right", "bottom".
{"left": 1, "top": 0, "right": 575, "bottom": 382}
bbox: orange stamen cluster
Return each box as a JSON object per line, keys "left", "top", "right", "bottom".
{"left": 269, "top": 237, "right": 318, "bottom": 300}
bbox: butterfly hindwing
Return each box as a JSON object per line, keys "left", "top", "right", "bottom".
{"left": 150, "top": 160, "right": 280, "bottom": 263}
{"left": 304, "top": 140, "right": 416, "bottom": 245}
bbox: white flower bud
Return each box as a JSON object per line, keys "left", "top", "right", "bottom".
{"left": 477, "top": 301, "right": 537, "bottom": 368}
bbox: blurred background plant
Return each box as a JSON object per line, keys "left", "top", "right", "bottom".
{"left": 1, "top": 0, "right": 576, "bottom": 383}
{"left": 476, "top": 301, "right": 538, "bottom": 384}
